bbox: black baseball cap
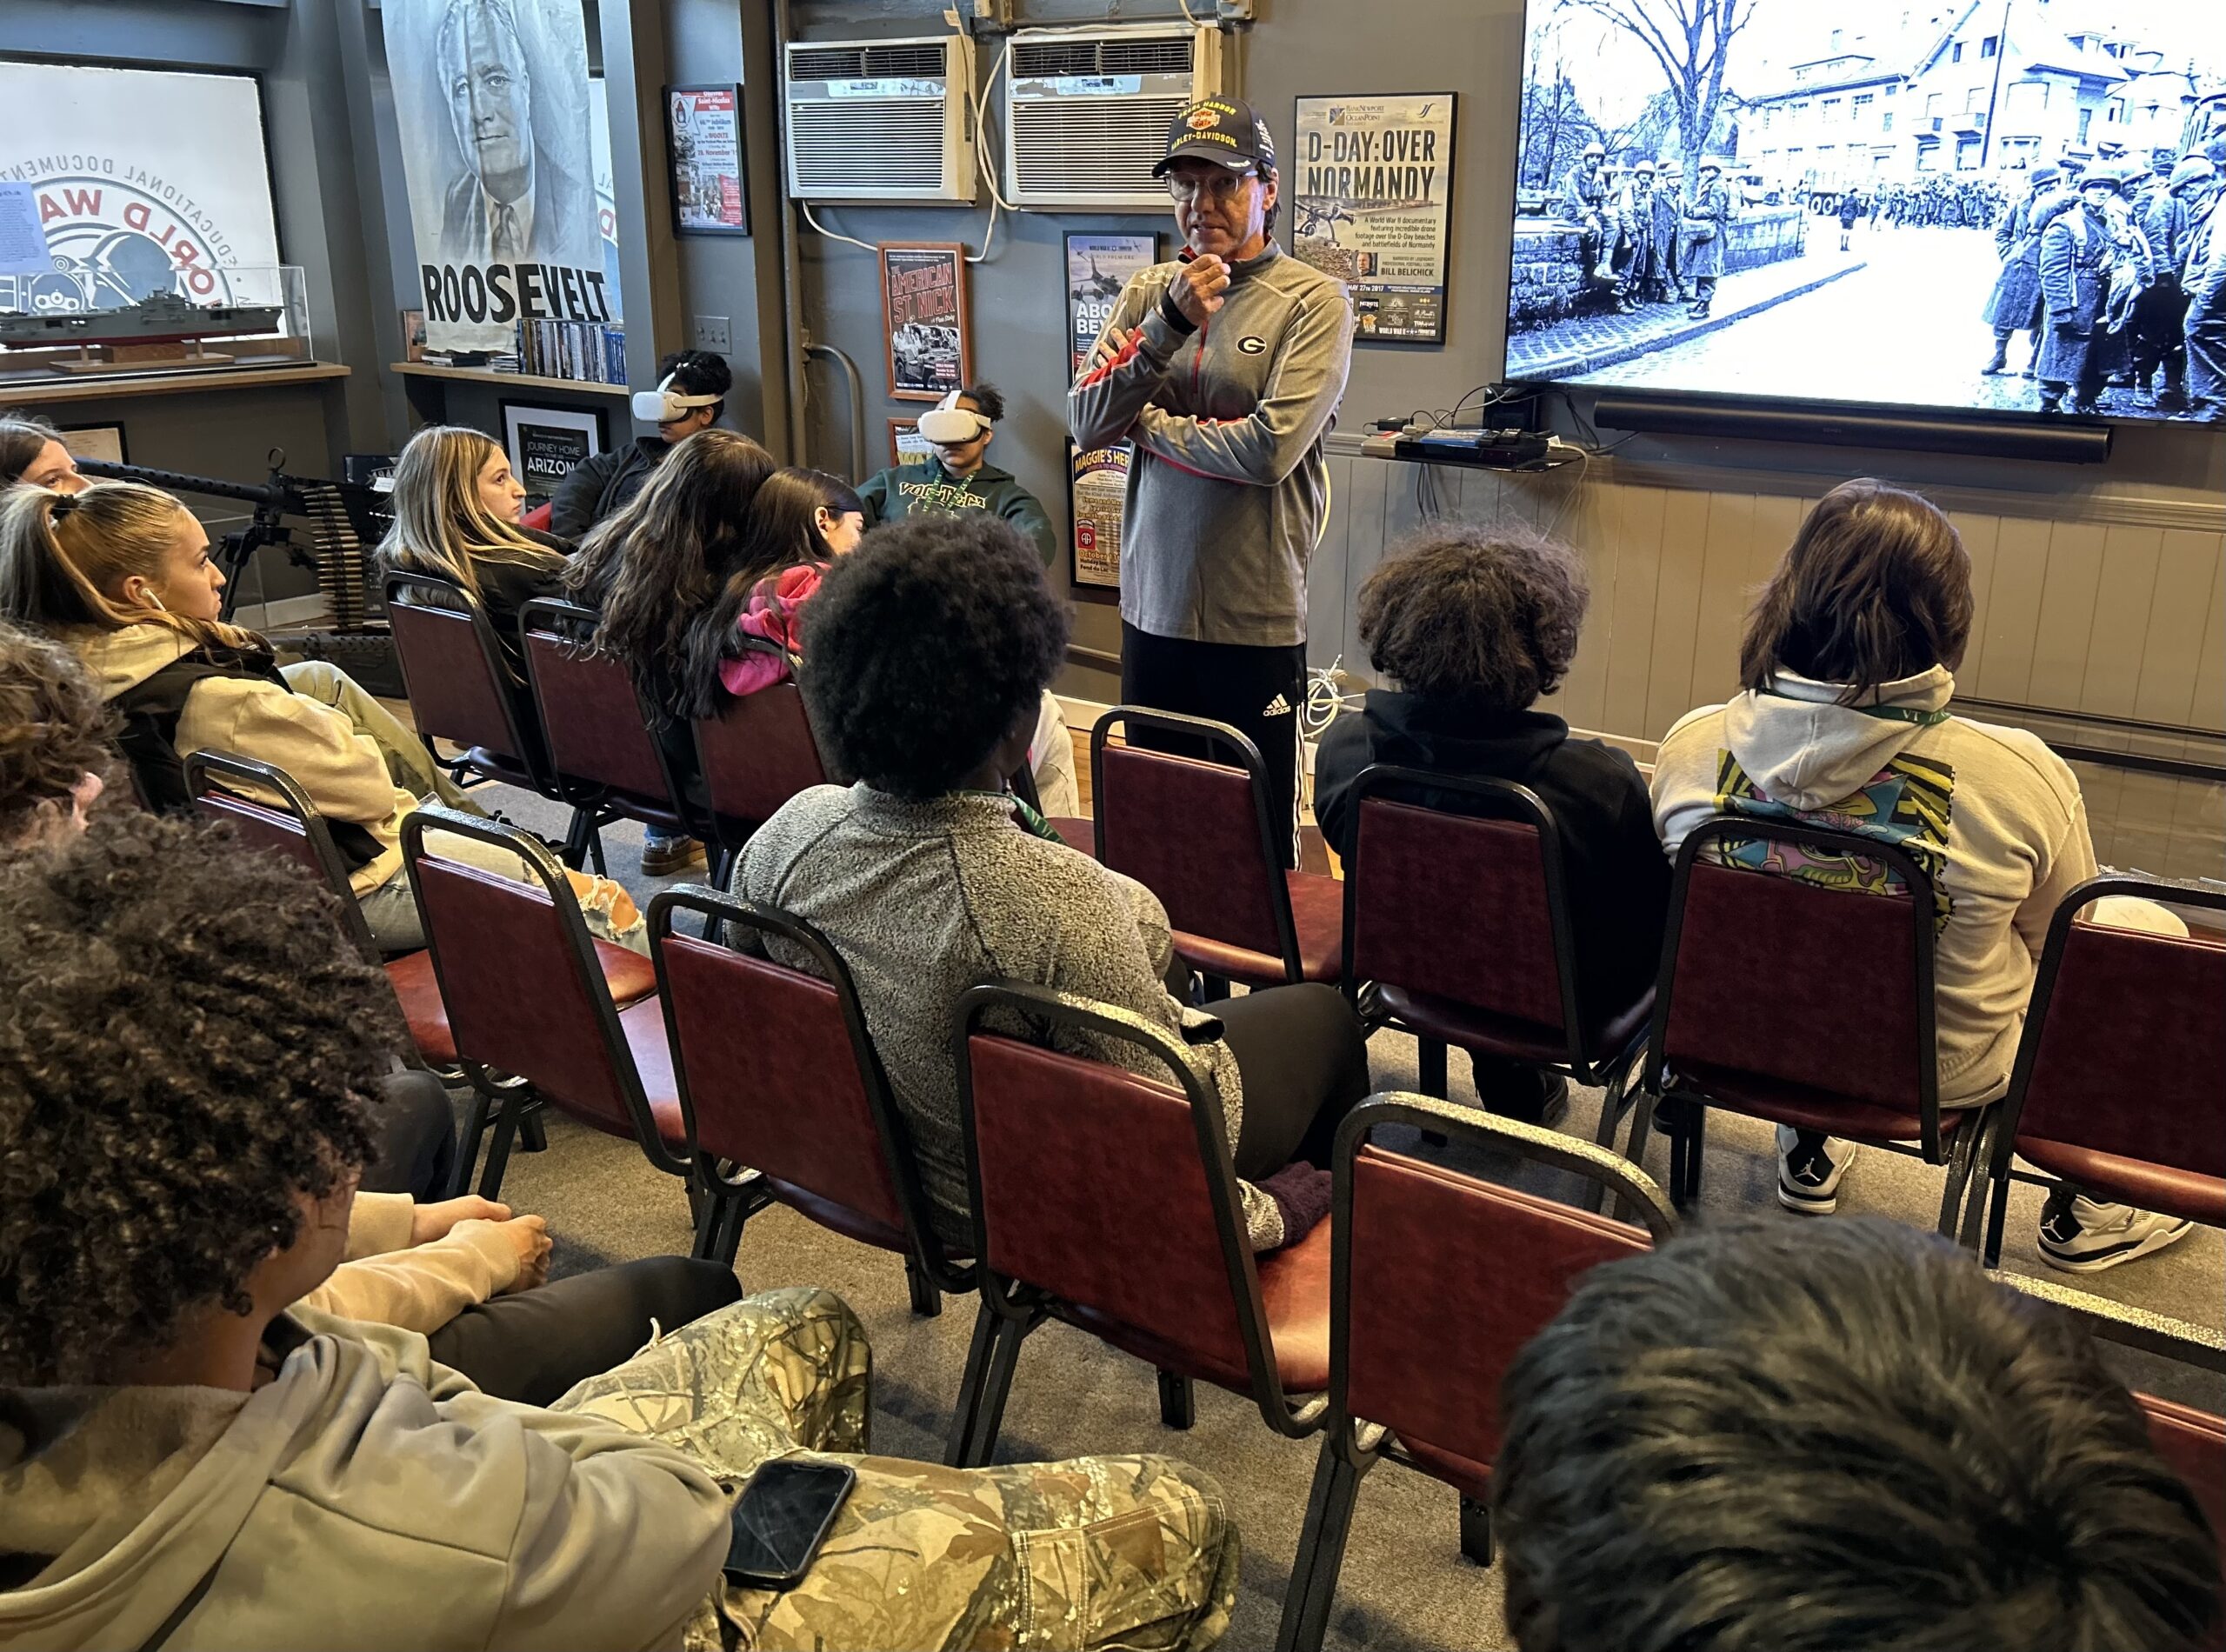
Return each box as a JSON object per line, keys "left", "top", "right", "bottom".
{"left": 1153, "top": 97, "right": 1276, "bottom": 177}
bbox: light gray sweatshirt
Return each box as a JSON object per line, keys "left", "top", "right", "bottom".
{"left": 1068, "top": 242, "right": 1353, "bottom": 647}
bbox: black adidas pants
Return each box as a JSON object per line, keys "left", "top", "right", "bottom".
{"left": 1122, "top": 622, "right": 1306, "bottom": 868}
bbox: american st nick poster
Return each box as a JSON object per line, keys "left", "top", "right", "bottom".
{"left": 1292, "top": 93, "right": 1457, "bottom": 343}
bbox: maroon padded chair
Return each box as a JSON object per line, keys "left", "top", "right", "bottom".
{"left": 1635, "top": 815, "right": 1986, "bottom": 1235}
{"left": 650, "top": 886, "right": 974, "bottom": 1307}
{"left": 2142, "top": 1392, "right": 2226, "bottom": 1650}
{"left": 1275, "top": 1094, "right": 1676, "bottom": 1652}
{"left": 1088, "top": 705, "right": 1343, "bottom": 989}
{"left": 402, "top": 806, "right": 693, "bottom": 1206}
{"left": 1342, "top": 766, "right": 1657, "bottom": 1177}
{"left": 693, "top": 638, "right": 832, "bottom": 884}
{"left": 946, "top": 981, "right": 1333, "bottom": 1469}
{"left": 1978, "top": 876, "right": 2226, "bottom": 1267}
{"left": 521, "top": 596, "right": 694, "bottom": 871}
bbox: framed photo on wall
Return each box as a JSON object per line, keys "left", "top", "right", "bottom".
{"left": 501, "top": 401, "right": 606, "bottom": 504}
{"left": 1291, "top": 93, "right": 1457, "bottom": 344}
{"left": 1069, "top": 441, "right": 1129, "bottom": 593}
{"left": 57, "top": 423, "right": 127, "bottom": 465}
{"left": 878, "top": 243, "right": 970, "bottom": 402}
{"left": 887, "top": 417, "right": 930, "bottom": 468}
{"left": 1064, "top": 233, "right": 1157, "bottom": 377}
{"left": 666, "top": 85, "right": 748, "bottom": 235}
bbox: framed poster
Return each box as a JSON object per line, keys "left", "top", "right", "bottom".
{"left": 666, "top": 85, "right": 748, "bottom": 236}
{"left": 57, "top": 423, "right": 127, "bottom": 464}
{"left": 502, "top": 401, "right": 605, "bottom": 503}
{"left": 1069, "top": 442, "right": 1130, "bottom": 593}
{"left": 1064, "top": 233, "right": 1157, "bottom": 378}
{"left": 878, "top": 243, "right": 970, "bottom": 402}
{"left": 887, "top": 417, "right": 930, "bottom": 468}
{"left": 1291, "top": 93, "right": 1457, "bottom": 344}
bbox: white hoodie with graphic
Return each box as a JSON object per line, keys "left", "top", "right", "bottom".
{"left": 1650, "top": 665, "right": 2097, "bottom": 1106}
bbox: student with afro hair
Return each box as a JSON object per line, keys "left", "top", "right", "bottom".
{"left": 728, "top": 512, "right": 1370, "bottom": 1254}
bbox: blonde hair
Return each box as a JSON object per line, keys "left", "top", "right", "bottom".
{"left": 0, "top": 480, "right": 258, "bottom": 653}
{"left": 377, "top": 424, "right": 564, "bottom": 603}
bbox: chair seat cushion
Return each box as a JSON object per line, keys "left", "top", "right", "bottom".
{"left": 1373, "top": 983, "right": 1652, "bottom": 1069}
{"left": 393, "top": 939, "right": 658, "bottom": 1066}
{"left": 612, "top": 995, "right": 691, "bottom": 1152}
{"left": 459, "top": 746, "right": 544, "bottom": 790}
{"left": 1176, "top": 872, "right": 1346, "bottom": 989}
{"left": 1671, "top": 1060, "right": 1973, "bottom": 1149}
{"left": 2018, "top": 1136, "right": 2226, "bottom": 1228}
{"left": 1395, "top": 1436, "right": 1493, "bottom": 1502}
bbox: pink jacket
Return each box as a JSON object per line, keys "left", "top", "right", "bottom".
{"left": 719, "top": 562, "right": 825, "bottom": 696}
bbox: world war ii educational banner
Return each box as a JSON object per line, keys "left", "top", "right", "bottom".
{"left": 1292, "top": 94, "right": 1456, "bottom": 343}
{"left": 388, "top": 0, "right": 610, "bottom": 352}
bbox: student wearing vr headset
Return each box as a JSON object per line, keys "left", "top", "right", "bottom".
{"left": 547, "top": 349, "right": 731, "bottom": 542}
{"left": 856, "top": 383, "right": 1056, "bottom": 565}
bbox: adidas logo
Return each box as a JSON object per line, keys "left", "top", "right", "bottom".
{"left": 1263, "top": 693, "right": 1293, "bottom": 716}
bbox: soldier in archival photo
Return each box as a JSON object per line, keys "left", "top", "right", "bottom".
{"left": 1653, "top": 157, "right": 1688, "bottom": 300}
{"left": 2177, "top": 157, "right": 2226, "bottom": 416}
{"left": 1680, "top": 158, "right": 1730, "bottom": 318}
{"left": 1611, "top": 160, "right": 1665, "bottom": 310}
{"left": 2036, "top": 166, "right": 2129, "bottom": 416}
{"left": 1983, "top": 165, "right": 2069, "bottom": 378}
{"left": 1559, "top": 142, "right": 1614, "bottom": 285}
{"left": 2127, "top": 156, "right": 2189, "bottom": 408}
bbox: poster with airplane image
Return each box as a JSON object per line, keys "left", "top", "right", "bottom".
{"left": 1065, "top": 233, "right": 1157, "bottom": 378}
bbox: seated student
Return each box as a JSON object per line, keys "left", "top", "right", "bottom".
{"left": 0, "top": 815, "right": 1240, "bottom": 1652}
{"left": 0, "top": 410, "right": 89, "bottom": 495}
{"left": 730, "top": 514, "right": 1371, "bottom": 1255}
{"left": 857, "top": 383, "right": 1057, "bottom": 564}
{"left": 1494, "top": 1216, "right": 2221, "bottom": 1652}
{"left": 1653, "top": 479, "right": 2189, "bottom": 1271}
{"left": 550, "top": 348, "right": 732, "bottom": 541}
{"left": 564, "top": 427, "right": 777, "bottom": 876}
{"left": 1313, "top": 524, "right": 1670, "bottom": 1125}
{"left": 0, "top": 482, "right": 642, "bottom": 955}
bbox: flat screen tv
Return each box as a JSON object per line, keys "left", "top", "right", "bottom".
{"left": 1503, "top": 0, "right": 2226, "bottom": 426}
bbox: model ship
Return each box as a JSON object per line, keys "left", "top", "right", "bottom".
{"left": 0, "top": 292, "right": 284, "bottom": 350}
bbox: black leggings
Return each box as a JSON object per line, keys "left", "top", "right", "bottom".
{"left": 427, "top": 1256, "right": 743, "bottom": 1406}
{"left": 361, "top": 1069, "right": 459, "bottom": 1200}
{"left": 1211, "top": 983, "right": 1372, "bottom": 1176}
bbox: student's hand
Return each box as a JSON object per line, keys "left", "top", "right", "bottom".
{"left": 410, "top": 1195, "right": 512, "bottom": 1247}
{"left": 485, "top": 1215, "right": 552, "bottom": 1292}
{"left": 1171, "top": 254, "right": 1232, "bottom": 324}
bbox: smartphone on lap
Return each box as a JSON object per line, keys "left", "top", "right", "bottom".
{"left": 721, "top": 1458, "right": 856, "bottom": 1591}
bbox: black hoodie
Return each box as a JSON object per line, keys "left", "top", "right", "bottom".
{"left": 1314, "top": 689, "right": 1670, "bottom": 1030}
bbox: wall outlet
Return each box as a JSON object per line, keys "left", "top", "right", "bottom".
{"left": 692, "top": 315, "right": 731, "bottom": 354}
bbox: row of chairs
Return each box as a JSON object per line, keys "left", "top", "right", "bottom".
{"left": 190, "top": 753, "right": 2223, "bottom": 1651}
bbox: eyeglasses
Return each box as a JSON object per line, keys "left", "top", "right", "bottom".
{"left": 1166, "top": 170, "right": 1257, "bottom": 204}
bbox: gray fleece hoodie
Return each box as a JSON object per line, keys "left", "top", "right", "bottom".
{"left": 1068, "top": 242, "right": 1353, "bottom": 647}
{"left": 1651, "top": 666, "right": 2098, "bottom": 1106}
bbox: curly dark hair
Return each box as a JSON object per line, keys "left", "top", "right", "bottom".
{"left": 1356, "top": 523, "right": 1589, "bottom": 708}
{"left": 1496, "top": 1216, "right": 2221, "bottom": 1652}
{"left": 800, "top": 513, "right": 1070, "bottom": 797}
{"left": 0, "top": 617, "right": 115, "bottom": 843}
{"left": 0, "top": 811, "right": 398, "bottom": 1384}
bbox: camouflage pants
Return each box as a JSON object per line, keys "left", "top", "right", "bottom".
{"left": 552, "top": 1289, "right": 1239, "bottom": 1650}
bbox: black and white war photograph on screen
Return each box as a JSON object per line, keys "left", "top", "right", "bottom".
{"left": 1507, "top": 0, "right": 2226, "bottom": 423}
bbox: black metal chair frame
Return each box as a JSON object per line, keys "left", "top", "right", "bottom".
{"left": 1636, "top": 815, "right": 1983, "bottom": 1237}
{"left": 1088, "top": 704, "right": 1305, "bottom": 988}
{"left": 401, "top": 803, "right": 698, "bottom": 1203}
{"left": 1276, "top": 1092, "right": 1676, "bottom": 1652}
{"left": 381, "top": 570, "right": 598, "bottom": 867}
{"left": 945, "top": 979, "right": 1329, "bottom": 1469}
{"left": 1339, "top": 765, "right": 1655, "bottom": 1181}
{"left": 647, "top": 884, "right": 976, "bottom": 1309}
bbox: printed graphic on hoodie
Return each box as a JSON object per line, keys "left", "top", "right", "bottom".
{"left": 1712, "top": 748, "right": 1956, "bottom": 934}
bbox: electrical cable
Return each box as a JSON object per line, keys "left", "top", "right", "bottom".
{"left": 1302, "top": 653, "right": 1363, "bottom": 740}
{"left": 797, "top": 201, "right": 876, "bottom": 253}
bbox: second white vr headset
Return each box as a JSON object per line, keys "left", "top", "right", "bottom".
{"left": 631, "top": 372, "right": 723, "bottom": 424}
{"left": 916, "top": 390, "right": 992, "bottom": 445}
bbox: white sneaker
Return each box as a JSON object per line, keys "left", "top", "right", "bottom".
{"left": 1776, "top": 1127, "right": 1856, "bottom": 1215}
{"left": 2037, "top": 1193, "right": 2194, "bottom": 1274}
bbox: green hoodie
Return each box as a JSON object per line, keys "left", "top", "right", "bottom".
{"left": 856, "top": 456, "right": 1056, "bottom": 565}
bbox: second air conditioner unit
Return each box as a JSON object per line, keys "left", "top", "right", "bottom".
{"left": 784, "top": 33, "right": 977, "bottom": 203}
{"left": 1004, "top": 24, "right": 1223, "bottom": 210}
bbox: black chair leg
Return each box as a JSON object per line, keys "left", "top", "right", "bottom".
{"left": 905, "top": 1255, "right": 943, "bottom": 1318}
{"left": 955, "top": 1314, "right": 1030, "bottom": 1469}
{"left": 586, "top": 818, "right": 607, "bottom": 876}
{"left": 690, "top": 1184, "right": 727, "bottom": 1259}
{"left": 1157, "top": 1369, "right": 1195, "bottom": 1430}
{"left": 1200, "top": 973, "right": 1231, "bottom": 1002}
{"left": 517, "top": 1101, "right": 548, "bottom": 1154}
{"left": 559, "top": 806, "right": 594, "bottom": 871}
{"left": 476, "top": 1102, "right": 522, "bottom": 1201}
{"left": 1459, "top": 1495, "right": 1494, "bottom": 1565}
{"left": 1936, "top": 1109, "right": 1983, "bottom": 1243}
{"left": 946, "top": 1302, "right": 1000, "bottom": 1468}
{"left": 1418, "top": 1038, "right": 1449, "bottom": 1099}
{"left": 450, "top": 1087, "right": 493, "bottom": 1198}
{"left": 1590, "top": 1064, "right": 1632, "bottom": 1213}
{"left": 1274, "top": 1441, "right": 1369, "bottom": 1652}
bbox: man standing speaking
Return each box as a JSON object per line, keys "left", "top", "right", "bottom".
{"left": 1070, "top": 97, "right": 1353, "bottom": 862}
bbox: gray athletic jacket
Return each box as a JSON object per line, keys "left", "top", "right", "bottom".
{"left": 1069, "top": 242, "right": 1353, "bottom": 648}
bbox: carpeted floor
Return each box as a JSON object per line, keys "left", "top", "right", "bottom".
{"left": 463, "top": 786, "right": 2224, "bottom": 1652}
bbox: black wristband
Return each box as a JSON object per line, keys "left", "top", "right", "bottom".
{"left": 1157, "top": 287, "right": 1199, "bottom": 336}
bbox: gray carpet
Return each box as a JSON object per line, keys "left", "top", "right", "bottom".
{"left": 466, "top": 786, "right": 2225, "bottom": 1652}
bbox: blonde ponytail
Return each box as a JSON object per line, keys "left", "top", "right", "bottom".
{"left": 0, "top": 480, "right": 260, "bottom": 653}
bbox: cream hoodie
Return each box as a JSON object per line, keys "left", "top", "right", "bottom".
{"left": 74, "top": 622, "right": 415, "bottom": 895}
{"left": 1651, "top": 666, "right": 2097, "bottom": 1105}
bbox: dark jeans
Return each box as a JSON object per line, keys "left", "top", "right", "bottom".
{"left": 361, "top": 1069, "right": 458, "bottom": 1200}
{"left": 1211, "top": 983, "right": 1372, "bottom": 1176}
{"left": 427, "top": 1256, "right": 743, "bottom": 1406}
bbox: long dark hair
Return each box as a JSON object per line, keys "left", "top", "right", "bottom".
{"left": 563, "top": 428, "right": 775, "bottom": 721}
{"left": 1740, "top": 480, "right": 1972, "bottom": 703}
{"left": 0, "top": 413, "right": 63, "bottom": 489}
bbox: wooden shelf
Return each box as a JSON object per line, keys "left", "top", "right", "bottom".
{"left": 393, "top": 362, "right": 630, "bottom": 396}
{"left": 0, "top": 361, "right": 350, "bottom": 405}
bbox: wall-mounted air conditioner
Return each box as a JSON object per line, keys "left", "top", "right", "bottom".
{"left": 784, "top": 34, "right": 977, "bottom": 203}
{"left": 1004, "top": 24, "right": 1222, "bottom": 210}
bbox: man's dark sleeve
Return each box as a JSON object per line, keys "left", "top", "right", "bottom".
{"left": 549, "top": 451, "right": 616, "bottom": 543}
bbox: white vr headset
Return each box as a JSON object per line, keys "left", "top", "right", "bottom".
{"left": 916, "top": 393, "right": 992, "bottom": 445}
{"left": 631, "top": 372, "right": 723, "bottom": 424}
